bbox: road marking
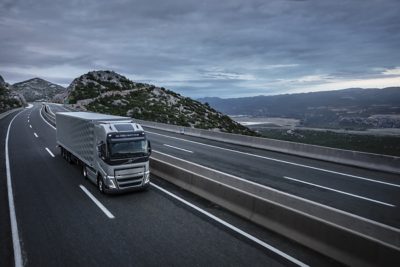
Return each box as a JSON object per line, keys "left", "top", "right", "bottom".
{"left": 79, "top": 185, "right": 115, "bottom": 219}
{"left": 39, "top": 106, "right": 56, "bottom": 130}
{"left": 153, "top": 150, "right": 400, "bottom": 232}
{"left": 28, "top": 119, "right": 29, "bottom": 123}
{"left": 150, "top": 182, "right": 309, "bottom": 267}
{"left": 146, "top": 130, "right": 400, "bottom": 188}
{"left": 163, "top": 144, "right": 193, "bottom": 153}
{"left": 29, "top": 125, "right": 32, "bottom": 128}
{"left": 45, "top": 147, "right": 55, "bottom": 157}
{"left": 6, "top": 110, "right": 24, "bottom": 267}
{"left": 33, "top": 132, "right": 38, "bottom": 138}
{"left": 283, "top": 176, "right": 395, "bottom": 207}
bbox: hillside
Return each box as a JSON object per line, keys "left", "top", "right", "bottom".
{"left": 199, "top": 87, "right": 400, "bottom": 129}
{"left": 64, "top": 70, "right": 255, "bottom": 135}
{"left": 0, "top": 75, "right": 25, "bottom": 113}
{"left": 13, "top": 77, "right": 66, "bottom": 102}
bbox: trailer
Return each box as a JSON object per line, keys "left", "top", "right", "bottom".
{"left": 56, "top": 111, "right": 151, "bottom": 193}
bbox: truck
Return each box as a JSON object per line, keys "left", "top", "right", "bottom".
{"left": 56, "top": 111, "right": 151, "bottom": 193}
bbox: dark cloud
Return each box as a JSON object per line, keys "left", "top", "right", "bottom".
{"left": 1, "top": 0, "right": 399, "bottom": 97}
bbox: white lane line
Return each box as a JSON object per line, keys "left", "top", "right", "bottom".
{"left": 28, "top": 119, "right": 29, "bottom": 123}
{"left": 45, "top": 147, "right": 55, "bottom": 158}
{"left": 153, "top": 150, "right": 400, "bottom": 232}
{"left": 79, "top": 185, "right": 115, "bottom": 219}
{"left": 283, "top": 176, "right": 395, "bottom": 207}
{"left": 33, "top": 132, "right": 38, "bottom": 138}
{"left": 6, "top": 111, "right": 24, "bottom": 267}
{"left": 163, "top": 144, "right": 193, "bottom": 153}
{"left": 146, "top": 130, "right": 400, "bottom": 188}
{"left": 39, "top": 106, "right": 56, "bottom": 130}
{"left": 151, "top": 182, "right": 309, "bottom": 267}
{"left": 29, "top": 125, "right": 32, "bottom": 128}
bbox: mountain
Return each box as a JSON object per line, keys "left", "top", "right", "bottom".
{"left": 0, "top": 75, "right": 26, "bottom": 113}
{"left": 12, "top": 77, "right": 66, "bottom": 102}
{"left": 64, "top": 70, "right": 255, "bottom": 135}
{"left": 198, "top": 87, "right": 400, "bottom": 129}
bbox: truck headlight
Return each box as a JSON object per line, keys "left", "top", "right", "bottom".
{"left": 106, "top": 176, "right": 116, "bottom": 188}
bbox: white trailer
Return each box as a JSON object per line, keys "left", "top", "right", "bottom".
{"left": 56, "top": 112, "right": 151, "bottom": 193}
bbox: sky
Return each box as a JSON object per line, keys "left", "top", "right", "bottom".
{"left": 1, "top": 0, "right": 400, "bottom": 98}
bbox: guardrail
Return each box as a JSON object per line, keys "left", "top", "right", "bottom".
{"left": 133, "top": 119, "right": 400, "bottom": 175}
{"left": 41, "top": 105, "right": 56, "bottom": 126}
{"left": 151, "top": 151, "right": 400, "bottom": 267}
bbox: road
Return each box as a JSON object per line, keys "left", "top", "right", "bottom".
{"left": 1, "top": 103, "right": 345, "bottom": 266}
{"left": 48, "top": 103, "right": 400, "bottom": 229}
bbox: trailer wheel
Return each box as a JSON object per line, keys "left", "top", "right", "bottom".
{"left": 97, "top": 176, "right": 105, "bottom": 194}
{"left": 66, "top": 152, "right": 72, "bottom": 164}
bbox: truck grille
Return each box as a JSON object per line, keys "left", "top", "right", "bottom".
{"left": 114, "top": 167, "right": 144, "bottom": 188}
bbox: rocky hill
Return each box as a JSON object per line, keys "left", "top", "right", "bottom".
{"left": 199, "top": 87, "right": 400, "bottom": 129}
{"left": 64, "top": 70, "right": 255, "bottom": 135}
{"left": 13, "top": 77, "right": 65, "bottom": 102}
{"left": 0, "top": 75, "right": 26, "bottom": 113}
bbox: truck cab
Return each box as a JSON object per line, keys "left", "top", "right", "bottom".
{"left": 92, "top": 122, "right": 151, "bottom": 193}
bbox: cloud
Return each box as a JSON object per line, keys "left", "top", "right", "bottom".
{"left": 382, "top": 67, "right": 400, "bottom": 76}
{"left": 0, "top": 0, "right": 399, "bottom": 97}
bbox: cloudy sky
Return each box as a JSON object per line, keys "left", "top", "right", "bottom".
{"left": 1, "top": 0, "right": 400, "bottom": 98}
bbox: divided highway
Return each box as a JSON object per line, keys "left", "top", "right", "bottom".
{"left": 50, "top": 103, "right": 400, "bottom": 229}
{"left": 1, "top": 103, "right": 345, "bottom": 266}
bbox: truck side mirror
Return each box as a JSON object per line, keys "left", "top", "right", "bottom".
{"left": 97, "top": 142, "right": 104, "bottom": 158}
{"left": 147, "top": 140, "right": 152, "bottom": 156}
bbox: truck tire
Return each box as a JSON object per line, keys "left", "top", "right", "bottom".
{"left": 97, "top": 176, "right": 105, "bottom": 194}
{"left": 61, "top": 147, "right": 65, "bottom": 159}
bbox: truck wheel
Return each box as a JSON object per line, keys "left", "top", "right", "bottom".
{"left": 97, "top": 176, "right": 105, "bottom": 194}
{"left": 66, "top": 152, "right": 72, "bottom": 164}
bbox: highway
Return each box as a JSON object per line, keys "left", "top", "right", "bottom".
{"left": 0, "top": 104, "right": 347, "bottom": 266}
{"left": 48, "top": 103, "right": 400, "bottom": 229}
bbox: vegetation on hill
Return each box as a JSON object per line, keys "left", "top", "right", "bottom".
{"left": 0, "top": 75, "right": 25, "bottom": 113}
{"left": 66, "top": 71, "right": 256, "bottom": 135}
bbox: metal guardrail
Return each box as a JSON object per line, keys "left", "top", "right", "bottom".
{"left": 41, "top": 105, "right": 56, "bottom": 126}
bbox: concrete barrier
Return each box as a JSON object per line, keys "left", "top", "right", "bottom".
{"left": 150, "top": 151, "right": 400, "bottom": 267}
{"left": 134, "top": 119, "right": 400, "bottom": 174}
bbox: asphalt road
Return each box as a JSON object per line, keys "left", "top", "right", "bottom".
{"left": 48, "top": 103, "right": 400, "bottom": 228}
{"left": 1, "top": 103, "right": 345, "bottom": 266}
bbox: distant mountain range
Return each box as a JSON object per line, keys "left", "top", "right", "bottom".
{"left": 12, "top": 77, "right": 65, "bottom": 102}
{"left": 198, "top": 87, "right": 400, "bottom": 129}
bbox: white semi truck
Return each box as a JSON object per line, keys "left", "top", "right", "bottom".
{"left": 56, "top": 112, "right": 151, "bottom": 193}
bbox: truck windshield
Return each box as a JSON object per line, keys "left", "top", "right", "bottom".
{"left": 109, "top": 139, "right": 148, "bottom": 158}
